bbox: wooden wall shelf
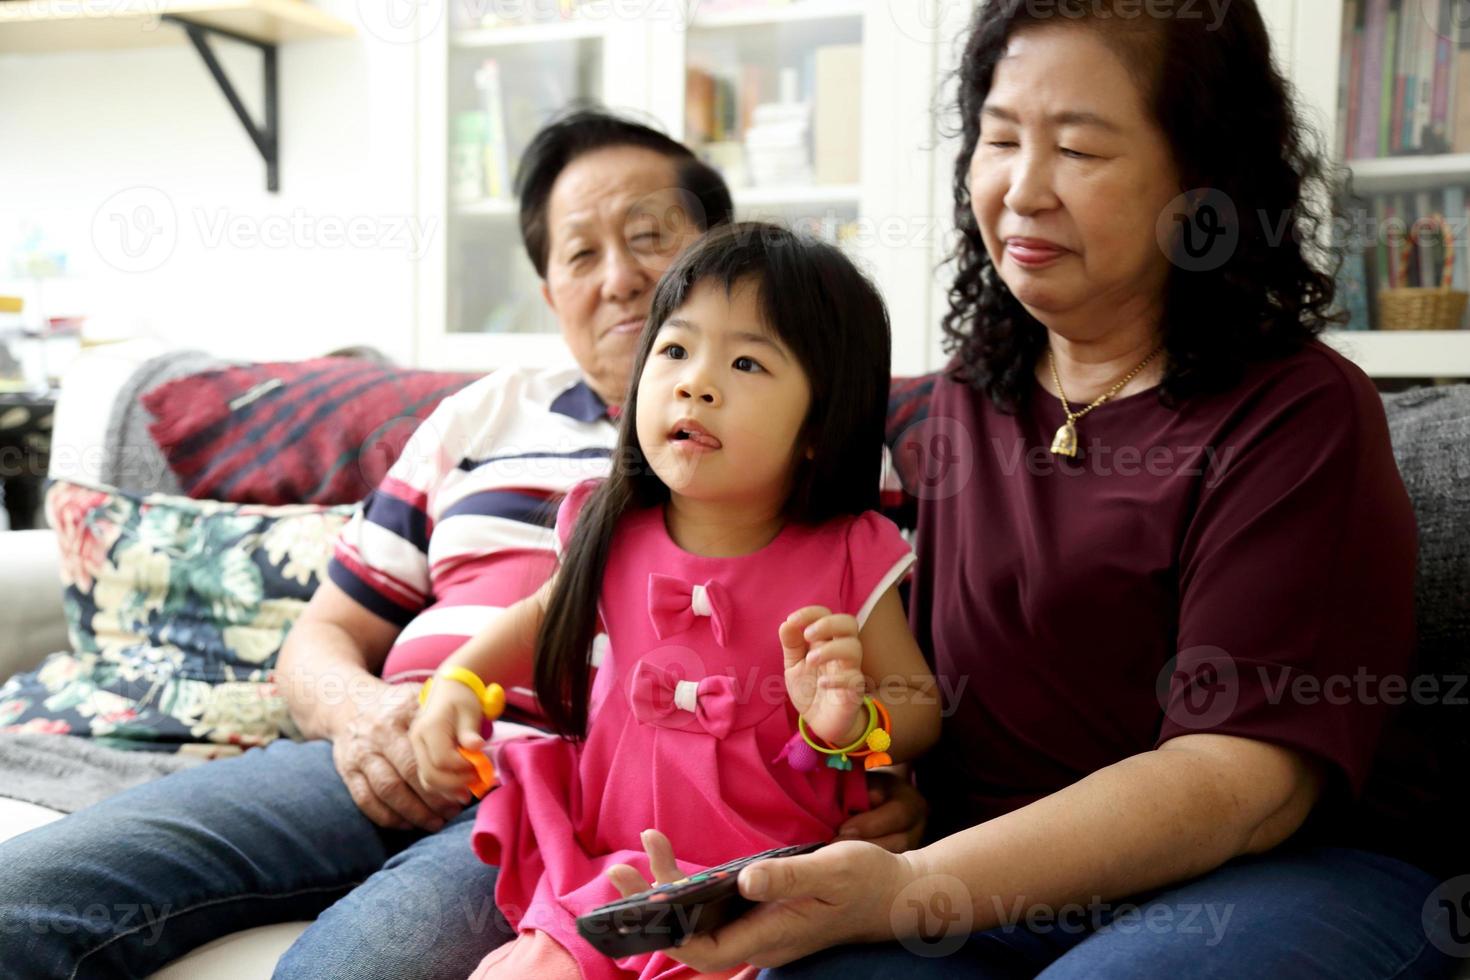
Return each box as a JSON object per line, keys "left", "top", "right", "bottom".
{"left": 0, "top": 0, "right": 353, "bottom": 53}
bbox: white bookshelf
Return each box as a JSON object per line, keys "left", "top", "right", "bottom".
{"left": 1281, "top": 0, "right": 1470, "bottom": 378}
{"left": 450, "top": 21, "right": 607, "bottom": 49}
{"left": 454, "top": 199, "right": 517, "bottom": 219}
{"left": 689, "top": 0, "right": 867, "bottom": 29}
{"left": 1347, "top": 154, "right": 1470, "bottom": 194}
{"left": 415, "top": 0, "right": 945, "bottom": 375}
{"left": 733, "top": 183, "right": 861, "bottom": 208}
{"left": 1323, "top": 330, "right": 1470, "bottom": 377}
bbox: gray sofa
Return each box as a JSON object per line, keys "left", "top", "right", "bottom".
{"left": 0, "top": 343, "right": 1466, "bottom": 977}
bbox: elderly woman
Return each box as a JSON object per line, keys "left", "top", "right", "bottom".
{"left": 618, "top": 3, "right": 1456, "bottom": 977}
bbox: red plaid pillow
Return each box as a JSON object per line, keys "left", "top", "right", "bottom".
{"left": 143, "top": 358, "right": 479, "bottom": 505}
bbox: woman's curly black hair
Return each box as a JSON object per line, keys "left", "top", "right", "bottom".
{"left": 943, "top": 0, "right": 1345, "bottom": 412}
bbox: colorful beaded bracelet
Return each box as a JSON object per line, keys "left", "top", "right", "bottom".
{"left": 780, "top": 696, "right": 893, "bottom": 772}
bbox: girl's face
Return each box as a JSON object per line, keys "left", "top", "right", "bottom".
{"left": 968, "top": 25, "right": 1183, "bottom": 337}
{"left": 635, "top": 278, "right": 812, "bottom": 508}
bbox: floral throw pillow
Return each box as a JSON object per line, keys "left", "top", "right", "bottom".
{"left": 0, "top": 480, "right": 353, "bottom": 753}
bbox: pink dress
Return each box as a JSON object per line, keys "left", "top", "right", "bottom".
{"left": 471, "top": 479, "right": 915, "bottom": 980}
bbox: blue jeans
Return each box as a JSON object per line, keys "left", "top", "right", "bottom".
{"left": 0, "top": 739, "right": 513, "bottom": 980}
{"left": 759, "top": 846, "right": 1459, "bottom": 979}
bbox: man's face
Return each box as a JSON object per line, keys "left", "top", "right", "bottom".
{"left": 540, "top": 146, "right": 705, "bottom": 407}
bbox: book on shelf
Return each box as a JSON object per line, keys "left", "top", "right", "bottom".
{"left": 1337, "top": 238, "right": 1373, "bottom": 330}
{"left": 1356, "top": 0, "right": 1385, "bottom": 159}
{"left": 459, "top": 53, "right": 588, "bottom": 204}
{"left": 745, "top": 100, "right": 813, "bottom": 186}
{"left": 813, "top": 43, "right": 861, "bottom": 185}
{"left": 473, "top": 59, "right": 512, "bottom": 201}
{"left": 1456, "top": 10, "right": 1470, "bottom": 152}
{"left": 1343, "top": 0, "right": 1466, "bottom": 158}
{"left": 451, "top": 112, "right": 488, "bottom": 204}
{"left": 1448, "top": 185, "right": 1468, "bottom": 291}
{"left": 688, "top": 46, "right": 863, "bottom": 191}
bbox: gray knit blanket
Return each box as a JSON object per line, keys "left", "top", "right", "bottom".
{"left": 0, "top": 734, "right": 204, "bottom": 814}
{"left": 101, "top": 348, "right": 225, "bottom": 494}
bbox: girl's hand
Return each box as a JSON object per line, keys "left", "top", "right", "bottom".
{"left": 780, "top": 606, "right": 866, "bottom": 745}
{"left": 607, "top": 829, "right": 918, "bottom": 971}
{"left": 408, "top": 677, "right": 487, "bottom": 794}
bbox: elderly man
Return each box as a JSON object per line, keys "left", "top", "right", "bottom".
{"left": 0, "top": 110, "right": 921, "bottom": 980}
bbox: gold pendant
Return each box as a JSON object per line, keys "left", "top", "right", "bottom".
{"left": 1050, "top": 421, "right": 1078, "bottom": 457}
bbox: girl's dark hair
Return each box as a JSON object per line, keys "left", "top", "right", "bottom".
{"left": 516, "top": 106, "right": 735, "bottom": 278}
{"left": 534, "top": 222, "right": 892, "bottom": 739}
{"left": 944, "top": 0, "right": 1344, "bottom": 412}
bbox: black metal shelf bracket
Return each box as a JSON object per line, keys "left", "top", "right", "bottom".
{"left": 162, "top": 15, "right": 280, "bottom": 192}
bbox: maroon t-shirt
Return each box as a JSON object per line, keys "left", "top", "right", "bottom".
{"left": 903, "top": 340, "right": 1418, "bottom": 846}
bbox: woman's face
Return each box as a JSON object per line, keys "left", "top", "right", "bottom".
{"left": 969, "top": 25, "right": 1183, "bottom": 337}
{"left": 541, "top": 145, "right": 704, "bottom": 407}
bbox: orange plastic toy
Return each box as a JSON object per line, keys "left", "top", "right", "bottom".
{"left": 457, "top": 746, "right": 497, "bottom": 797}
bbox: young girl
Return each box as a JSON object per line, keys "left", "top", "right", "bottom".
{"left": 410, "top": 222, "right": 941, "bottom": 980}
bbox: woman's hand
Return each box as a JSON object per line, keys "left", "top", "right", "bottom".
{"left": 837, "top": 769, "right": 929, "bottom": 853}
{"left": 607, "top": 829, "right": 917, "bottom": 971}
{"left": 780, "top": 606, "right": 866, "bottom": 745}
{"left": 331, "top": 681, "right": 469, "bottom": 832}
{"left": 407, "top": 677, "right": 486, "bottom": 796}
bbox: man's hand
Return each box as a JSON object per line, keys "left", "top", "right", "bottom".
{"left": 330, "top": 681, "right": 468, "bottom": 832}
{"left": 607, "top": 830, "right": 916, "bottom": 971}
{"left": 837, "top": 769, "right": 928, "bottom": 853}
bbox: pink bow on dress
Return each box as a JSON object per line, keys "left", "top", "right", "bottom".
{"left": 647, "top": 573, "right": 731, "bottom": 646}
{"left": 628, "top": 661, "right": 743, "bottom": 738}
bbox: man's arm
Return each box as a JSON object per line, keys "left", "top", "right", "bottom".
{"left": 277, "top": 579, "right": 401, "bottom": 742}
{"left": 276, "top": 580, "right": 467, "bottom": 831}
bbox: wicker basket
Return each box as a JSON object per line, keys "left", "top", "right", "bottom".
{"left": 1378, "top": 214, "right": 1468, "bottom": 330}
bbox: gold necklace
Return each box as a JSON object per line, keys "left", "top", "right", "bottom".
{"left": 1047, "top": 346, "right": 1163, "bottom": 457}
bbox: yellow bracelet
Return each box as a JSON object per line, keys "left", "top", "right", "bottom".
{"left": 419, "top": 666, "right": 506, "bottom": 720}
{"left": 797, "top": 697, "right": 879, "bottom": 770}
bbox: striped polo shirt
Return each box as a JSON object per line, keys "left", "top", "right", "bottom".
{"left": 328, "top": 364, "right": 618, "bottom": 713}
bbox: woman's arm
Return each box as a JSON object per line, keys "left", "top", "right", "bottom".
{"left": 648, "top": 733, "right": 1322, "bottom": 971}
{"left": 896, "top": 733, "right": 1323, "bottom": 932}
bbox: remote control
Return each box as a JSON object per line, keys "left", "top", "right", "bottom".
{"left": 576, "top": 841, "right": 825, "bottom": 958}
